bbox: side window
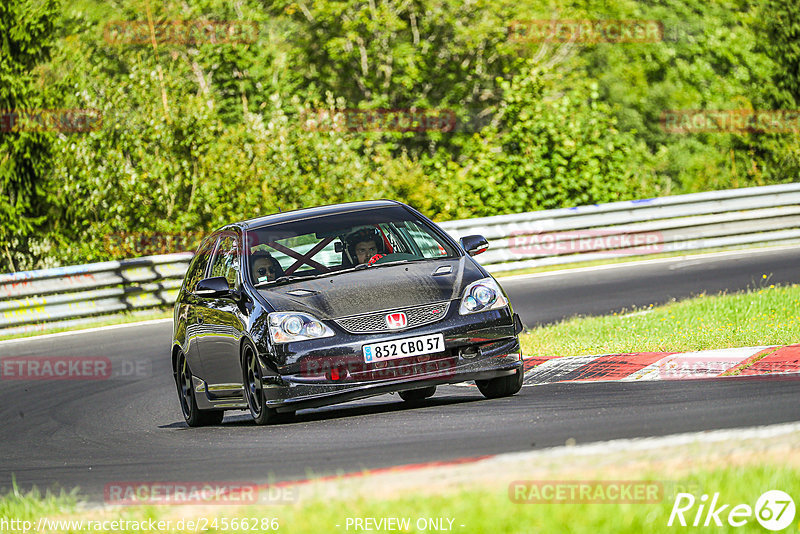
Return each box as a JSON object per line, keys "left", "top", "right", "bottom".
{"left": 378, "top": 224, "right": 407, "bottom": 254}
{"left": 185, "top": 236, "right": 217, "bottom": 293}
{"left": 401, "top": 222, "right": 449, "bottom": 258}
{"left": 208, "top": 233, "right": 240, "bottom": 287}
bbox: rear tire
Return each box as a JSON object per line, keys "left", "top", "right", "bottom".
{"left": 242, "top": 342, "right": 282, "bottom": 425}
{"left": 399, "top": 386, "right": 437, "bottom": 402}
{"left": 476, "top": 368, "right": 523, "bottom": 399}
{"left": 175, "top": 352, "right": 224, "bottom": 427}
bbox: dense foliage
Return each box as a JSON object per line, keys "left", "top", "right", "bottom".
{"left": 0, "top": 0, "right": 62, "bottom": 269}
{"left": 1, "top": 0, "right": 798, "bottom": 270}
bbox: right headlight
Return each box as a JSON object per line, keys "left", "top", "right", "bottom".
{"left": 459, "top": 277, "right": 508, "bottom": 315}
{"left": 268, "top": 312, "right": 334, "bottom": 343}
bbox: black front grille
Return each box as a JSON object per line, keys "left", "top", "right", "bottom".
{"left": 335, "top": 302, "right": 450, "bottom": 334}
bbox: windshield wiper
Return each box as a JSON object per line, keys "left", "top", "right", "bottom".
{"left": 253, "top": 272, "right": 323, "bottom": 288}
{"left": 366, "top": 258, "right": 430, "bottom": 268}
{"left": 321, "top": 263, "right": 370, "bottom": 277}
{"left": 337, "top": 259, "right": 416, "bottom": 274}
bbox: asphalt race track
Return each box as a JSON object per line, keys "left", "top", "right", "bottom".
{"left": 1, "top": 247, "right": 799, "bottom": 501}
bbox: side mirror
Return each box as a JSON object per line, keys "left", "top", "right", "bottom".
{"left": 195, "top": 276, "right": 232, "bottom": 298}
{"left": 460, "top": 235, "right": 489, "bottom": 256}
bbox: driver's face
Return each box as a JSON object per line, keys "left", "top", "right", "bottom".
{"left": 355, "top": 240, "right": 378, "bottom": 264}
{"left": 252, "top": 258, "right": 277, "bottom": 283}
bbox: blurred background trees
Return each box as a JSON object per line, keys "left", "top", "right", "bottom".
{"left": 0, "top": 0, "right": 62, "bottom": 271}
{"left": 2, "top": 0, "right": 797, "bottom": 270}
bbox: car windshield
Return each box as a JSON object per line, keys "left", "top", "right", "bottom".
{"left": 246, "top": 205, "right": 458, "bottom": 286}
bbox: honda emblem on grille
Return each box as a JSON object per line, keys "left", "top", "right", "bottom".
{"left": 385, "top": 312, "right": 407, "bottom": 329}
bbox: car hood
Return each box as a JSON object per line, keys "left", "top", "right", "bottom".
{"left": 256, "top": 257, "right": 485, "bottom": 319}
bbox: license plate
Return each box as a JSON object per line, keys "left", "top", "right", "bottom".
{"left": 363, "top": 333, "right": 445, "bottom": 363}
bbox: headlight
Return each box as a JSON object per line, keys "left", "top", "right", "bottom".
{"left": 459, "top": 277, "right": 508, "bottom": 315}
{"left": 268, "top": 312, "right": 335, "bottom": 343}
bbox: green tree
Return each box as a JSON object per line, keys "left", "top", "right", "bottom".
{"left": 261, "top": 0, "right": 525, "bottom": 158}
{"left": 0, "top": 0, "right": 61, "bottom": 271}
{"left": 7, "top": 0, "right": 800, "bottom": 270}
{"left": 449, "top": 60, "right": 656, "bottom": 217}
{"left": 757, "top": 0, "right": 800, "bottom": 108}
{"left": 576, "top": 0, "right": 779, "bottom": 192}
{"left": 751, "top": 0, "right": 800, "bottom": 185}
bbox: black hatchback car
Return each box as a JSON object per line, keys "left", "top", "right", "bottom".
{"left": 171, "top": 200, "right": 524, "bottom": 426}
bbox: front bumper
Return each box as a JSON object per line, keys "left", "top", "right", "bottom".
{"left": 261, "top": 305, "right": 522, "bottom": 412}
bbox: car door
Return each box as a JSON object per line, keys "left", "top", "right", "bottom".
{"left": 181, "top": 234, "right": 218, "bottom": 380}
{"left": 195, "top": 230, "right": 246, "bottom": 397}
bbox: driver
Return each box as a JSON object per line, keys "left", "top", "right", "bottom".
{"left": 250, "top": 251, "right": 283, "bottom": 283}
{"left": 345, "top": 227, "right": 385, "bottom": 265}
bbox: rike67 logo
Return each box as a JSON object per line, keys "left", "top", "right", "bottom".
{"left": 668, "top": 490, "right": 795, "bottom": 531}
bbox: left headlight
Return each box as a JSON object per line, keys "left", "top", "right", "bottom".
{"left": 459, "top": 277, "right": 508, "bottom": 315}
{"left": 268, "top": 312, "right": 335, "bottom": 343}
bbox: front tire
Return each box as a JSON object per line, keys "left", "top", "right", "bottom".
{"left": 399, "top": 386, "right": 437, "bottom": 402}
{"left": 242, "top": 342, "right": 285, "bottom": 425}
{"left": 175, "top": 352, "right": 224, "bottom": 427}
{"left": 476, "top": 368, "right": 523, "bottom": 399}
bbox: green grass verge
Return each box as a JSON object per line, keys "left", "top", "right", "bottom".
{"left": 0, "top": 481, "right": 77, "bottom": 522}
{"left": 519, "top": 282, "right": 800, "bottom": 358}
{"left": 268, "top": 464, "right": 799, "bottom": 533}
{"left": 2, "top": 464, "right": 797, "bottom": 533}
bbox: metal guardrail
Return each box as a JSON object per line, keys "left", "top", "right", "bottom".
{"left": 439, "top": 182, "right": 800, "bottom": 271}
{"left": 2, "top": 183, "right": 799, "bottom": 335}
{"left": 0, "top": 253, "right": 192, "bottom": 336}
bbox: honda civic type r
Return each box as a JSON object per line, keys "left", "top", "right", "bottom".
{"left": 171, "top": 200, "right": 524, "bottom": 426}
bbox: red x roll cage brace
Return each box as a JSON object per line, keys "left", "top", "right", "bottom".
{"left": 258, "top": 226, "right": 394, "bottom": 276}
